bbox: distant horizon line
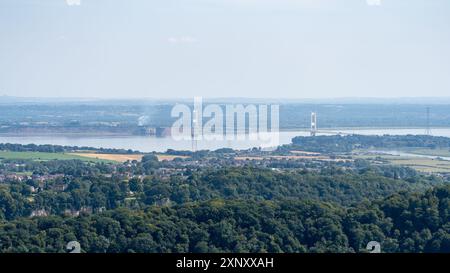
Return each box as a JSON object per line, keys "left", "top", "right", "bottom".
{"left": 3, "top": 95, "right": 450, "bottom": 101}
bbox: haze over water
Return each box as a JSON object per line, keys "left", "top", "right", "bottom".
{"left": 1, "top": 128, "right": 450, "bottom": 153}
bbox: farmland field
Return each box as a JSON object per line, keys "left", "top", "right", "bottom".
{"left": 70, "top": 153, "right": 144, "bottom": 163}
{"left": 355, "top": 153, "right": 450, "bottom": 173}
{"left": 396, "top": 147, "right": 450, "bottom": 157}
{"left": 0, "top": 151, "right": 113, "bottom": 163}
{"left": 388, "top": 157, "right": 450, "bottom": 173}
{"left": 155, "top": 154, "right": 190, "bottom": 161}
{"left": 0, "top": 151, "right": 190, "bottom": 163}
{"left": 71, "top": 153, "right": 189, "bottom": 162}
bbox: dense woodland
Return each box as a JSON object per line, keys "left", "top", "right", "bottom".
{"left": 0, "top": 139, "right": 449, "bottom": 253}
{"left": 0, "top": 162, "right": 443, "bottom": 220}
{"left": 0, "top": 186, "right": 449, "bottom": 253}
{"left": 289, "top": 135, "right": 450, "bottom": 153}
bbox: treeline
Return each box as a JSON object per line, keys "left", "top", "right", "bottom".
{"left": 2, "top": 159, "right": 115, "bottom": 176}
{"left": 0, "top": 143, "right": 140, "bottom": 154}
{"left": 0, "top": 143, "right": 231, "bottom": 158}
{"left": 288, "top": 135, "right": 450, "bottom": 153}
{"left": 0, "top": 185, "right": 449, "bottom": 253}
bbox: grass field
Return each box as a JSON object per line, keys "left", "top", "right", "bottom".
{"left": 397, "top": 147, "right": 450, "bottom": 157}
{"left": 155, "top": 154, "right": 190, "bottom": 161}
{"left": 235, "top": 155, "right": 324, "bottom": 161}
{"left": 233, "top": 155, "right": 351, "bottom": 163}
{"left": 0, "top": 151, "right": 114, "bottom": 163}
{"left": 388, "top": 157, "right": 450, "bottom": 173}
{"left": 355, "top": 154, "right": 450, "bottom": 173}
{"left": 0, "top": 150, "right": 189, "bottom": 163}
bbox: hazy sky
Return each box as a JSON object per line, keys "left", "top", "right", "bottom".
{"left": 1, "top": 0, "right": 450, "bottom": 99}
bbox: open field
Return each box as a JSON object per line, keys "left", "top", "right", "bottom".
{"left": 70, "top": 153, "right": 144, "bottom": 163}
{"left": 71, "top": 153, "right": 189, "bottom": 162}
{"left": 396, "top": 147, "right": 450, "bottom": 157}
{"left": 234, "top": 155, "right": 349, "bottom": 162}
{"left": 388, "top": 157, "right": 450, "bottom": 173}
{"left": 0, "top": 150, "right": 190, "bottom": 163}
{"left": 290, "top": 150, "right": 321, "bottom": 156}
{"left": 156, "top": 155, "right": 190, "bottom": 161}
{"left": 354, "top": 146, "right": 450, "bottom": 173}
{"left": 0, "top": 151, "right": 112, "bottom": 163}
{"left": 354, "top": 154, "right": 450, "bottom": 173}
{"left": 235, "top": 155, "right": 323, "bottom": 161}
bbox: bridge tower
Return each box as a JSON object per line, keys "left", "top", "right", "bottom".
{"left": 192, "top": 109, "right": 199, "bottom": 152}
{"left": 426, "top": 107, "right": 432, "bottom": 136}
{"left": 311, "top": 112, "right": 317, "bottom": 136}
